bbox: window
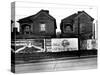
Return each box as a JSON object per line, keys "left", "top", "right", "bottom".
{"left": 63, "top": 23, "right": 73, "bottom": 33}
{"left": 24, "top": 25, "right": 31, "bottom": 34}
{"left": 65, "top": 26, "right": 71, "bottom": 31}
{"left": 40, "top": 24, "right": 46, "bottom": 31}
{"left": 25, "top": 26, "right": 30, "bottom": 32}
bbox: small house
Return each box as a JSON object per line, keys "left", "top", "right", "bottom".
{"left": 17, "top": 9, "right": 57, "bottom": 39}
{"left": 60, "top": 11, "right": 94, "bottom": 39}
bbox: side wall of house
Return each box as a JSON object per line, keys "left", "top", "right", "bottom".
{"left": 73, "top": 13, "right": 93, "bottom": 35}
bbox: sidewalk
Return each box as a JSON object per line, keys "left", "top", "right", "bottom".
{"left": 15, "top": 55, "right": 97, "bottom": 64}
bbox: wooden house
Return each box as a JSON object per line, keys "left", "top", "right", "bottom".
{"left": 17, "top": 9, "right": 57, "bottom": 39}
{"left": 60, "top": 11, "right": 94, "bottom": 39}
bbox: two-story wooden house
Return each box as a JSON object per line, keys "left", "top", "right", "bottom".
{"left": 60, "top": 11, "right": 94, "bottom": 39}
{"left": 17, "top": 9, "right": 57, "bottom": 39}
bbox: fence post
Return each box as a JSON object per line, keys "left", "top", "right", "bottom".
{"left": 44, "top": 39, "right": 46, "bottom": 52}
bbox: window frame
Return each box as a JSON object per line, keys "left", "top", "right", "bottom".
{"left": 39, "top": 23, "right": 46, "bottom": 32}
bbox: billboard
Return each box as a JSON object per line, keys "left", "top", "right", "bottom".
{"left": 50, "top": 38, "right": 78, "bottom": 52}
{"left": 11, "top": 39, "right": 44, "bottom": 53}
{"left": 87, "top": 39, "right": 97, "bottom": 50}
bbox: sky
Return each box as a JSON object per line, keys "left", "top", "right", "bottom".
{"left": 11, "top": 1, "right": 98, "bottom": 38}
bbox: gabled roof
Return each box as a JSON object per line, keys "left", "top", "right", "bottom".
{"left": 17, "top": 9, "right": 56, "bottom": 23}
{"left": 62, "top": 13, "right": 78, "bottom": 22}
{"left": 62, "top": 11, "right": 94, "bottom": 22}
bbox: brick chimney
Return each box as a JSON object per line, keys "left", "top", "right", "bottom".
{"left": 41, "top": 10, "right": 49, "bottom": 14}
{"left": 78, "top": 11, "right": 82, "bottom": 14}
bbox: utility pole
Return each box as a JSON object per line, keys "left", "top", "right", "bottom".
{"left": 93, "top": 23, "right": 95, "bottom": 39}
{"left": 78, "top": 17, "right": 81, "bottom": 57}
